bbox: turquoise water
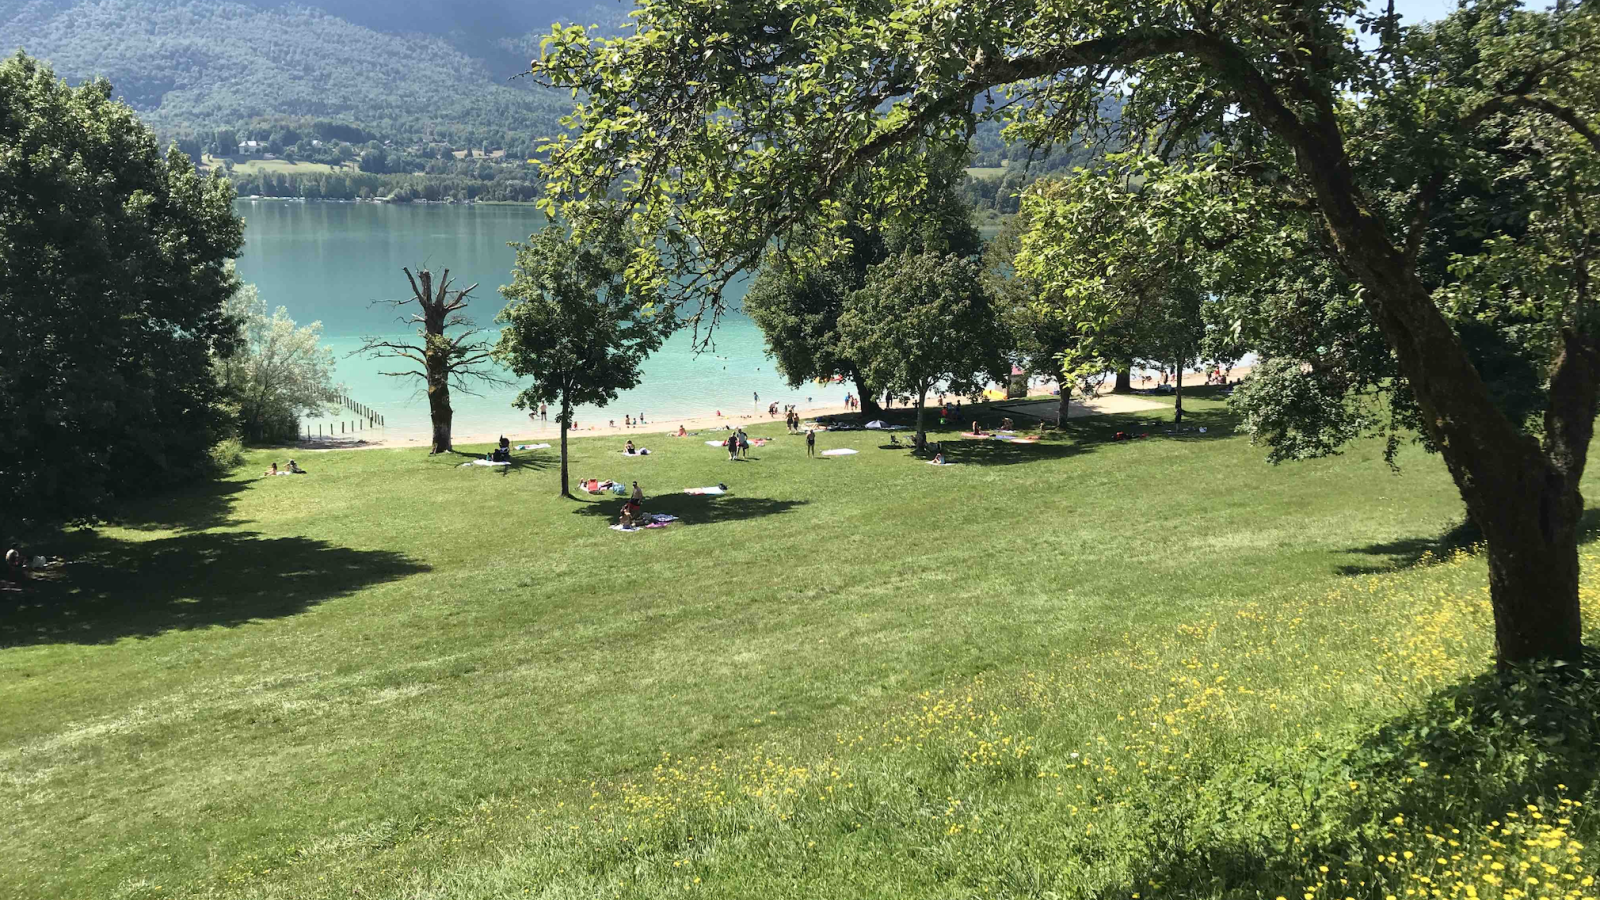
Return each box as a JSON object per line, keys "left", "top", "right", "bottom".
{"left": 233, "top": 200, "right": 850, "bottom": 440}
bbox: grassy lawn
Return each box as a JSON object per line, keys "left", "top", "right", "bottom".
{"left": 3, "top": 391, "right": 1597, "bottom": 899}
{"left": 204, "top": 156, "right": 348, "bottom": 176}
{"left": 964, "top": 166, "right": 1009, "bottom": 179}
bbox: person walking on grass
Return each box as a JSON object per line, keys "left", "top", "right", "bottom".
{"left": 738, "top": 428, "right": 751, "bottom": 459}
{"left": 806, "top": 427, "right": 816, "bottom": 457}
{"left": 727, "top": 432, "right": 739, "bottom": 461}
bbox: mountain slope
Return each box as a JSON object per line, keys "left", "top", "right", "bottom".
{"left": 0, "top": 0, "right": 584, "bottom": 142}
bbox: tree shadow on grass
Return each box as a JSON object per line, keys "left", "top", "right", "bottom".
{"left": 445, "top": 449, "right": 556, "bottom": 477}
{"left": 101, "top": 477, "right": 252, "bottom": 533}
{"left": 1337, "top": 508, "right": 1600, "bottom": 576}
{"left": 0, "top": 530, "right": 428, "bottom": 647}
{"left": 568, "top": 493, "right": 808, "bottom": 527}
{"left": 1091, "top": 651, "right": 1600, "bottom": 900}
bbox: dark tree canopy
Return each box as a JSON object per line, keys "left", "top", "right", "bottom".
{"left": 0, "top": 52, "right": 244, "bottom": 540}
{"left": 743, "top": 146, "right": 980, "bottom": 414}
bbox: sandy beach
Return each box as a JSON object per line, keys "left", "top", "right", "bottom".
{"left": 297, "top": 367, "right": 1247, "bottom": 451}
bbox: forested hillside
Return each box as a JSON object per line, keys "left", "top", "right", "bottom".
{"left": 0, "top": 0, "right": 592, "bottom": 147}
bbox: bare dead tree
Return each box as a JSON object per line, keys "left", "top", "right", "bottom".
{"left": 355, "top": 267, "right": 503, "bottom": 454}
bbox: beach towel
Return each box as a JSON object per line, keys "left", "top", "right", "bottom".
{"left": 684, "top": 486, "right": 727, "bottom": 495}
{"left": 927, "top": 460, "right": 957, "bottom": 466}
{"left": 514, "top": 443, "right": 550, "bottom": 450}
{"left": 959, "top": 432, "right": 990, "bottom": 439}
{"left": 623, "top": 449, "right": 652, "bottom": 456}
{"left": 460, "top": 459, "right": 510, "bottom": 467}
{"left": 705, "top": 440, "right": 726, "bottom": 447}
{"left": 610, "top": 524, "right": 641, "bottom": 533}
{"left": 820, "top": 448, "right": 858, "bottom": 457}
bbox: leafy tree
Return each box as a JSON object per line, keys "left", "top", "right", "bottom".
{"left": 986, "top": 208, "right": 1121, "bottom": 425}
{"left": 0, "top": 52, "right": 243, "bottom": 541}
{"left": 743, "top": 147, "right": 981, "bottom": 417}
{"left": 494, "top": 221, "right": 673, "bottom": 497}
{"left": 356, "top": 268, "right": 500, "bottom": 455}
{"left": 1016, "top": 159, "right": 1224, "bottom": 424}
{"left": 217, "top": 282, "right": 340, "bottom": 443}
{"left": 837, "top": 251, "right": 1007, "bottom": 447}
{"left": 531, "top": 0, "right": 1600, "bottom": 664}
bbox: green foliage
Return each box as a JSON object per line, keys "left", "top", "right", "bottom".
{"left": 1, "top": 0, "right": 575, "bottom": 147}
{"left": 216, "top": 281, "right": 339, "bottom": 444}
{"left": 743, "top": 147, "right": 980, "bottom": 403}
{"left": 207, "top": 436, "right": 246, "bottom": 472}
{"left": 837, "top": 250, "right": 1006, "bottom": 439}
{"left": 494, "top": 218, "right": 672, "bottom": 491}
{"left": 0, "top": 51, "right": 243, "bottom": 539}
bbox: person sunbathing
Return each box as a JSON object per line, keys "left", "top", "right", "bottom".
{"left": 625, "top": 440, "right": 636, "bottom": 454}
{"left": 264, "top": 462, "right": 279, "bottom": 476}
{"left": 678, "top": 425, "right": 687, "bottom": 437}
{"left": 933, "top": 452, "right": 946, "bottom": 465}
{"left": 971, "top": 421, "right": 985, "bottom": 435}
{"left": 287, "top": 460, "right": 305, "bottom": 474}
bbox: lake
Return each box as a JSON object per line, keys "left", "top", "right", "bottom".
{"left": 233, "top": 200, "right": 851, "bottom": 441}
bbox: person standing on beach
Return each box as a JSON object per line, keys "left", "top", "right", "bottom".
{"left": 806, "top": 427, "right": 816, "bottom": 457}
{"left": 540, "top": 403, "right": 548, "bottom": 421}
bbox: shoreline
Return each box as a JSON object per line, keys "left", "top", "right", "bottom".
{"left": 294, "top": 368, "right": 1245, "bottom": 451}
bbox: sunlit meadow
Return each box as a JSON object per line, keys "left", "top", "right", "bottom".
{"left": 3, "top": 392, "right": 1597, "bottom": 899}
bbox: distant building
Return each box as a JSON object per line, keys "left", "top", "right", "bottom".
{"left": 238, "top": 140, "right": 263, "bottom": 156}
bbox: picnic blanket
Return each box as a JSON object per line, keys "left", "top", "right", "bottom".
{"left": 460, "top": 459, "right": 510, "bottom": 467}
{"left": 959, "top": 432, "right": 990, "bottom": 439}
{"left": 705, "top": 440, "right": 729, "bottom": 447}
{"left": 927, "top": 460, "right": 958, "bottom": 466}
{"left": 514, "top": 443, "right": 551, "bottom": 450}
{"left": 820, "top": 448, "right": 858, "bottom": 457}
{"left": 685, "top": 486, "right": 727, "bottom": 495}
{"left": 622, "top": 449, "right": 652, "bottom": 456}
{"left": 611, "top": 513, "right": 680, "bottom": 533}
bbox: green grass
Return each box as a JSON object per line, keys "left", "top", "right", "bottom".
{"left": 204, "top": 155, "right": 348, "bottom": 176}
{"left": 3, "top": 392, "right": 1598, "bottom": 899}
{"left": 964, "top": 166, "right": 1009, "bottom": 178}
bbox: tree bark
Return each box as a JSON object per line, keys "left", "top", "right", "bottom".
{"left": 428, "top": 372, "right": 452, "bottom": 454}
{"left": 1056, "top": 370, "right": 1072, "bottom": 424}
{"left": 915, "top": 383, "right": 928, "bottom": 449}
{"left": 558, "top": 400, "right": 571, "bottom": 499}
{"left": 1275, "top": 106, "right": 1590, "bottom": 663}
{"left": 1172, "top": 359, "right": 1184, "bottom": 425}
{"left": 854, "top": 374, "right": 882, "bottom": 418}
{"left": 1113, "top": 366, "right": 1133, "bottom": 393}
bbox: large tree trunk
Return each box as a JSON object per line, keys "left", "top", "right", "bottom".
{"left": 1276, "top": 109, "right": 1595, "bottom": 664}
{"left": 1172, "top": 359, "right": 1184, "bottom": 424}
{"left": 854, "top": 374, "right": 882, "bottom": 418}
{"left": 427, "top": 371, "right": 452, "bottom": 454}
{"left": 1056, "top": 369, "right": 1072, "bottom": 424}
{"left": 558, "top": 406, "right": 571, "bottom": 499}
{"left": 1113, "top": 366, "right": 1133, "bottom": 394}
{"left": 915, "top": 384, "right": 928, "bottom": 449}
